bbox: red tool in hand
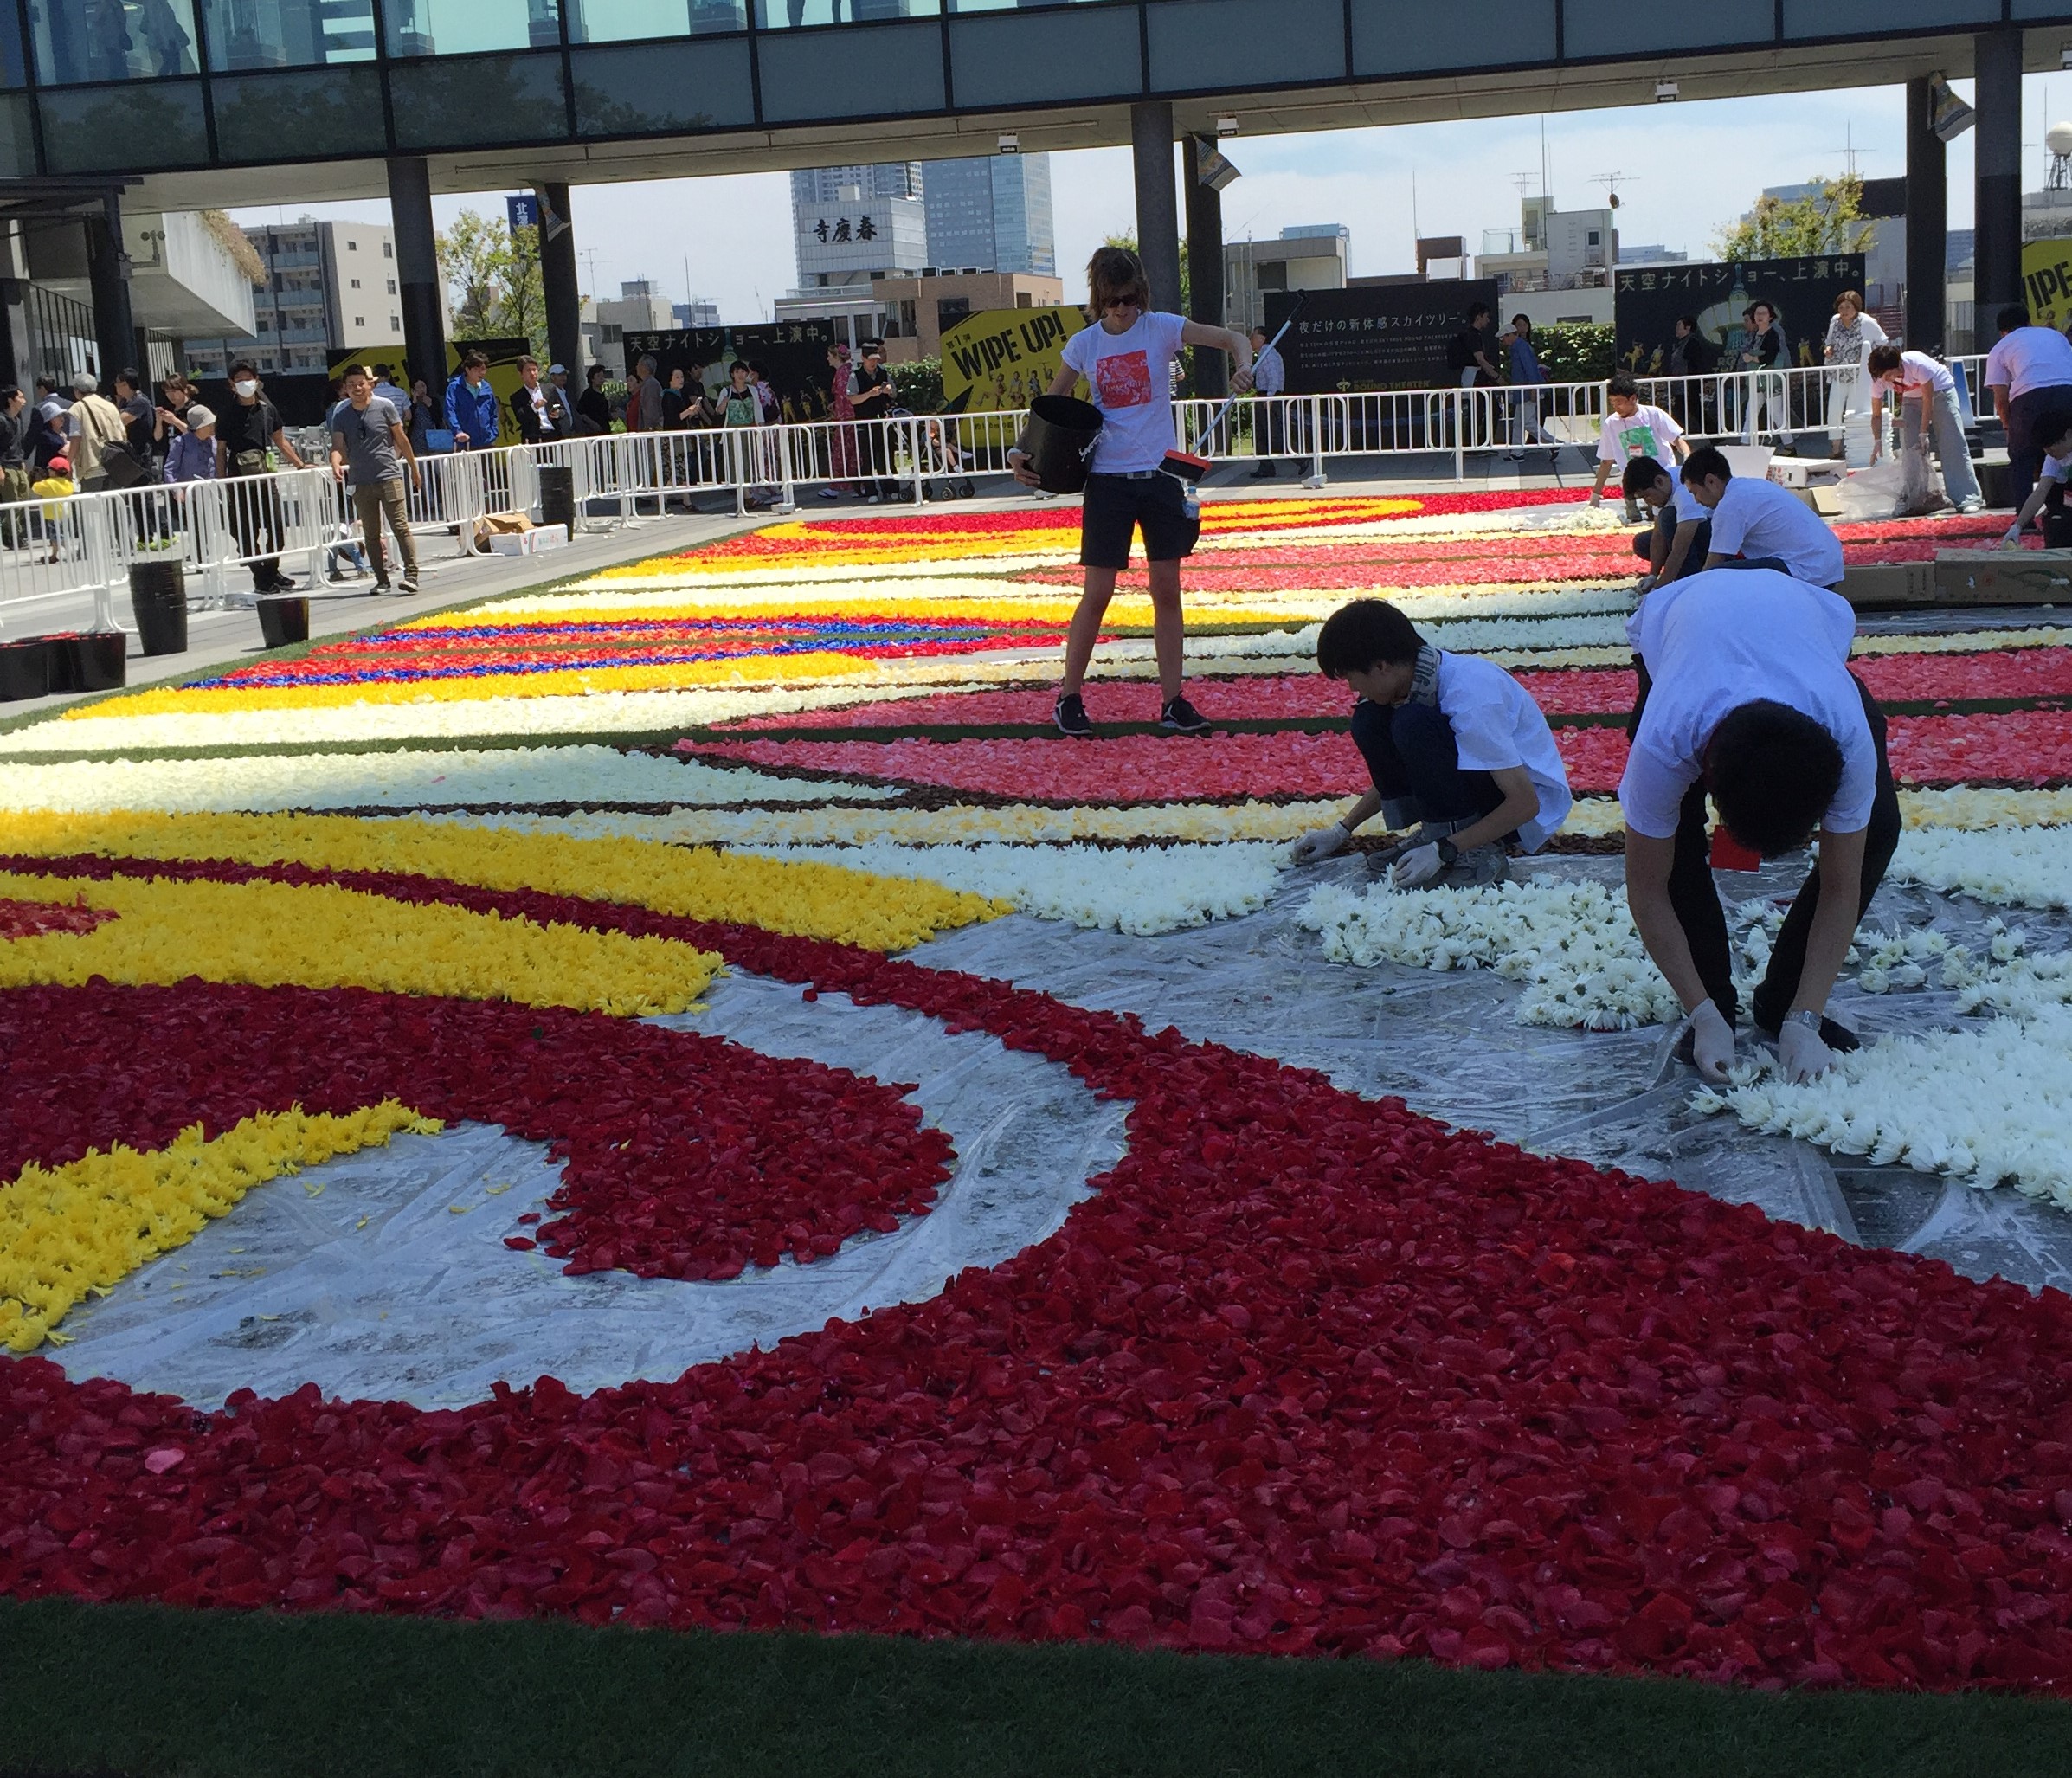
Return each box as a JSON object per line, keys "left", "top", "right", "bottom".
{"left": 1161, "top": 297, "right": 1305, "bottom": 484}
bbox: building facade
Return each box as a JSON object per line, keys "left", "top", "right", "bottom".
{"left": 792, "top": 164, "right": 928, "bottom": 292}
{"left": 775, "top": 267, "right": 1063, "bottom": 358}
{"left": 183, "top": 217, "right": 402, "bottom": 376}
{"left": 923, "top": 155, "right": 1056, "bottom": 276}
{"left": 1223, "top": 225, "right": 1348, "bottom": 331}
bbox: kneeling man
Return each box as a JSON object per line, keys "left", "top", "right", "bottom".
{"left": 1293, "top": 598, "right": 1573, "bottom": 886}
{"left": 1625, "top": 455, "right": 1711, "bottom": 589}
{"left": 1622, "top": 567, "right": 1901, "bottom": 1084}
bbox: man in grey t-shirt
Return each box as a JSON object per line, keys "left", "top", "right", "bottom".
{"left": 328, "top": 364, "right": 423, "bottom": 595}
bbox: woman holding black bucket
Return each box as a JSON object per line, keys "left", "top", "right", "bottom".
{"left": 1010, "top": 246, "right": 1252, "bottom": 737}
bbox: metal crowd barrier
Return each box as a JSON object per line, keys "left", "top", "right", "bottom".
{"left": 0, "top": 357, "right": 2005, "bottom": 638}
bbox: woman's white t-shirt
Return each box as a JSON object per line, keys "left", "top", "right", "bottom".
{"left": 1433, "top": 651, "right": 1573, "bottom": 853}
{"left": 1061, "top": 310, "right": 1187, "bottom": 474}
{"left": 1598, "top": 403, "right": 1683, "bottom": 467}
{"left": 1618, "top": 569, "right": 1876, "bottom": 840}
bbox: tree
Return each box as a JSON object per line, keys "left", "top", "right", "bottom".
{"left": 435, "top": 209, "right": 546, "bottom": 355}
{"left": 1711, "top": 175, "right": 1875, "bottom": 261}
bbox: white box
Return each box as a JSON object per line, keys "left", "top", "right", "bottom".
{"left": 530, "top": 524, "right": 569, "bottom": 551}
{"left": 486, "top": 531, "right": 529, "bottom": 557}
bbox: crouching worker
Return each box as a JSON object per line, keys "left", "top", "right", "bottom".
{"left": 1625, "top": 455, "right": 1711, "bottom": 590}
{"left": 2001, "top": 405, "right": 2072, "bottom": 549}
{"left": 1291, "top": 598, "right": 1573, "bottom": 887}
{"left": 1622, "top": 567, "right": 1901, "bottom": 1085}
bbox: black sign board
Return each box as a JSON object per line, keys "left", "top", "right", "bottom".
{"left": 621, "top": 320, "right": 839, "bottom": 423}
{"left": 1265, "top": 281, "right": 1501, "bottom": 392}
{"left": 1613, "top": 255, "right": 1866, "bottom": 377}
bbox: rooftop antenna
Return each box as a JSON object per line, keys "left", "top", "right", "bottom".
{"left": 2049, "top": 119, "right": 2072, "bottom": 191}
{"left": 1594, "top": 171, "right": 1631, "bottom": 209}
{"left": 1829, "top": 123, "right": 1874, "bottom": 177}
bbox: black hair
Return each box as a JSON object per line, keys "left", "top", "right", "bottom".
{"left": 1316, "top": 599, "right": 1425, "bottom": 677}
{"left": 1705, "top": 699, "right": 1845, "bottom": 857}
{"left": 1466, "top": 303, "right": 1491, "bottom": 325}
{"left": 1681, "top": 444, "right": 1732, "bottom": 486}
{"left": 1622, "top": 456, "right": 1672, "bottom": 499}
{"left": 229, "top": 359, "right": 258, "bottom": 377}
{"left": 2036, "top": 406, "right": 2072, "bottom": 451}
{"left": 1606, "top": 371, "right": 1640, "bottom": 399}
{"left": 587, "top": 364, "right": 608, "bottom": 383}
{"left": 1999, "top": 305, "right": 2032, "bottom": 333}
{"left": 115, "top": 366, "right": 142, "bottom": 390}
{"left": 1676, "top": 313, "right": 1698, "bottom": 331}
{"left": 1865, "top": 343, "right": 1902, "bottom": 378}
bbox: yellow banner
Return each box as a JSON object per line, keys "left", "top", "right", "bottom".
{"left": 940, "top": 306, "right": 1087, "bottom": 413}
{"left": 2023, "top": 239, "right": 2072, "bottom": 330}
{"left": 328, "top": 339, "right": 531, "bottom": 417}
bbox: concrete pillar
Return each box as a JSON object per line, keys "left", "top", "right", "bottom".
{"left": 1183, "top": 137, "right": 1227, "bottom": 400}
{"left": 389, "top": 155, "right": 447, "bottom": 394}
{"left": 1905, "top": 74, "right": 1947, "bottom": 352}
{"left": 1130, "top": 100, "right": 1182, "bottom": 315}
{"left": 538, "top": 182, "right": 582, "bottom": 377}
{"left": 1973, "top": 29, "right": 2024, "bottom": 318}
{"left": 84, "top": 194, "right": 134, "bottom": 384}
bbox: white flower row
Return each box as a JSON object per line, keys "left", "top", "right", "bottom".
{"left": 1888, "top": 823, "right": 2072, "bottom": 912}
{"left": 733, "top": 840, "right": 1289, "bottom": 935}
{"left": 1296, "top": 877, "right": 1683, "bottom": 1029}
{"left": 0, "top": 746, "right": 893, "bottom": 815}
{"left": 445, "top": 798, "right": 1345, "bottom": 847}
{"left": 1695, "top": 1003, "right": 2072, "bottom": 1208}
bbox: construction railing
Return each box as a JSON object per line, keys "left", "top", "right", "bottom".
{"left": 0, "top": 358, "right": 2003, "bottom": 640}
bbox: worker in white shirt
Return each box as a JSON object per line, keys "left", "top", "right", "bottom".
{"left": 1865, "top": 345, "right": 1985, "bottom": 514}
{"left": 1590, "top": 372, "right": 1688, "bottom": 519}
{"left": 1622, "top": 569, "right": 1901, "bottom": 1086}
{"left": 2000, "top": 403, "right": 2072, "bottom": 548}
{"left": 1985, "top": 304, "right": 2072, "bottom": 510}
{"left": 1681, "top": 446, "right": 1845, "bottom": 589}
{"left": 1248, "top": 325, "right": 1288, "bottom": 478}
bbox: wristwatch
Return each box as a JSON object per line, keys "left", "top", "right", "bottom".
{"left": 1784, "top": 1008, "right": 1823, "bottom": 1034}
{"left": 1436, "top": 838, "right": 1459, "bottom": 866}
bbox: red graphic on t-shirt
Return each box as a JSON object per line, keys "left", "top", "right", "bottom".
{"left": 1094, "top": 350, "right": 1153, "bottom": 410}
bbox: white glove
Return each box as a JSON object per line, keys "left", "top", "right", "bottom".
{"left": 1290, "top": 824, "right": 1350, "bottom": 866}
{"left": 1778, "top": 1017, "right": 1836, "bottom": 1084}
{"left": 1689, "top": 1001, "right": 1735, "bottom": 1085}
{"left": 2003, "top": 523, "right": 2026, "bottom": 550}
{"left": 1587, "top": 490, "right": 1604, "bottom": 507}
{"left": 1390, "top": 841, "right": 1445, "bottom": 890}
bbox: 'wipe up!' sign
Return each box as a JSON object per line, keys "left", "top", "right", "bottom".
{"left": 941, "top": 307, "right": 1087, "bottom": 413}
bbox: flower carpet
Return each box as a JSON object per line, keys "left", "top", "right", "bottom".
{"left": 7, "top": 489, "right": 2072, "bottom": 1735}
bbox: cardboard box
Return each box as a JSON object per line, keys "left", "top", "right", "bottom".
{"left": 1838, "top": 561, "right": 1936, "bottom": 607}
{"left": 486, "top": 531, "right": 529, "bottom": 557}
{"left": 1933, "top": 551, "right": 2072, "bottom": 604}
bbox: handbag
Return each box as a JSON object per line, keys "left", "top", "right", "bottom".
{"left": 422, "top": 428, "right": 455, "bottom": 453}
{"left": 97, "top": 441, "right": 147, "bottom": 488}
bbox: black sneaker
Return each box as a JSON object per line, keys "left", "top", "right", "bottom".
{"left": 1160, "top": 695, "right": 1210, "bottom": 733}
{"left": 1053, "top": 693, "right": 1094, "bottom": 738}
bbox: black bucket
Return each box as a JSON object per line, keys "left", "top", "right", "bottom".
{"left": 257, "top": 596, "right": 311, "bottom": 648}
{"left": 537, "top": 462, "right": 576, "bottom": 535}
{"left": 129, "top": 559, "right": 188, "bottom": 657}
{"left": 0, "top": 637, "right": 49, "bottom": 700}
{"left": 1020, "top": 394, "right": 1103, "bottom": 495}
{"left": 67, "top": 629, "right": 127, "bottom": 692}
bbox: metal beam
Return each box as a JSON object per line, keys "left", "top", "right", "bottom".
{"left": 1904, "top": 73, "right": 1946, "bottom": 352}
{"left": 1182, "top": 134, "right": 1226, "bottom": 399}
{"left": 388, "top": 154, "right": 447, "bottom": 397}
{"left": 84, "top": 191, "right": 134, "bottom": 385}
{"left": 1131, "top": 100, "right": 1181, "bottom": 314}
{"left": 538, "top": 180, "right": 581, "bottom": 377}
{"left": 1973, "top": 27, "right": 2023, "bottom": 316}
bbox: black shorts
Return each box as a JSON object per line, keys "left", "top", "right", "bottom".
{"left": 1078, "top": 471, "right": 1200, "bottom": 570}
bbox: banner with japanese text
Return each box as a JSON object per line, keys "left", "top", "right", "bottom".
{"left": 939, "top": 307, "right": 1088, "bottom": 413}
{"left": 1264, "top": 282, "right": 1498, "bottom": 391}
{"left": 2023, "top": 239, "right": 2072, "bottom": 330}
{"left": 620, "top": 321, "right": 840, "bottom": 422}
{"left": 1613, "top": 256, "right": 1865, "bottom": 377}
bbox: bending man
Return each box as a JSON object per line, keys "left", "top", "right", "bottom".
{"left": 1621, "top": 567, "right": 1901, "bottom": 1085}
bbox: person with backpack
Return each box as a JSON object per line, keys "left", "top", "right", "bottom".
{"left": 444, "top": 351, "right": 499, "bottom": 450}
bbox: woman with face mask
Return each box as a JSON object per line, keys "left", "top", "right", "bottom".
{"left": 216, "top": 362, "right": 306, "bottom": 594}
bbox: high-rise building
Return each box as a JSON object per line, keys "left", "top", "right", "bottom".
{"left": 182, "top": 217, "right": 405, "bottom": 377}
{"left": 923, "top": 155, "right": 1056, "bottom": 277}
{"left": 792, "top": 164, "right": 929, "bottom": 293}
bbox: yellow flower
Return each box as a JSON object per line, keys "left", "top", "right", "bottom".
{"left": 0, "top": 811, "right": 1001, "bottom": 952}
{"left": 0, "top": 1101, "right": 441, "bottom": 1351}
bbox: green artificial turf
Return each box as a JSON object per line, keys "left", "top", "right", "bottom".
{"left": 2, "top": 1596, "right": 2069, "bottom": 1778}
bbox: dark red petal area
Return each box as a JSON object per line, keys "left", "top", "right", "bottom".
{"left": 0, "top": 895, "right": 115, "bottom": 940}
{"left": 6, "top": 857, "right": 2072, "bottom": 1690}
{"left": 0, "top": 988, "right": 949, "bottom": 1281}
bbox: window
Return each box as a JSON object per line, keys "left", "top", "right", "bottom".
{"left": 391, "top": 314, "right": 402, "bottom": 329}
{"left": 386, "top": 279, "right": 396, "bottom": 293}
{"left": 383, "top": 242, "right": 394, "bottom": 258}
{"left": 200, "top": 0, "right": 376, "bottom": 71}
{"left": 936, "top": 295, "right": 970, "bottom": 328}
{"left": 29, "top": 0, "right": 200, "bottom": 83}
{"left": 385, "top": 0, "right": 563, "bottom": 56}
{"left": 353, "top": 316, "right": 365, "bottom": 328}
{"left": 347, "top": 239, "right": 358, "bottom": 251}
{"left": 350, "top": 277, "right": 361, "bottom": 288}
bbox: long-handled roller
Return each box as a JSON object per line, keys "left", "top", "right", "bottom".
{"left": 1161, "top": 296, "right": 1306, "bottom": 482}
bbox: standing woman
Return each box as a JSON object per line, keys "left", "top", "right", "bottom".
{"left": 1009, "top": 245, "right": 1252, "bottom": 738}
{"left": 1822, "top": 290, "right": 1886, "bottom": 448}
{"left": 1741, "top": 300, "right": 1788, "bottom": 441}
{"left": 820, "top": 342, "right": 858, "bottom": 499}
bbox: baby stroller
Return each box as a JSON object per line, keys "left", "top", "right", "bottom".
{"left": 911, "top": 413, "right": 976, "bottom": 501}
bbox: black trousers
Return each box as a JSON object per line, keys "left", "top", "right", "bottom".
{"left": 1349, "top": 699, "right": 1507, "bottom": 833}
{"left": 2006, "top": 386, "right": 2072, "bottom": 513}
{"left": 225, "top": 467, "right": 285, "bottom": 589}
{"left": 1631, "top": 512, "right": 1712, "bottom": 580}
{"left": 1633, "top": 672, "right": 1902, "bottom": 1028}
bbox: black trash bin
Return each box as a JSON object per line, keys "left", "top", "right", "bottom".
{"left": 1018, "top": 395, "right": 1104, "bottom": 494}
{"left": 257, "top": 595, "right": 311, "bottom": 648}
{"left": 129, "top": 559, "right": 189, "bottom": 656}
{"left": 67, "top": 629, "right": 127, "bottom": 692}
{"left": 537, "top": 462, "right": 576, "bottom": 536}
{"left": 0, "top": 637, "right": 49, "bottom": 700}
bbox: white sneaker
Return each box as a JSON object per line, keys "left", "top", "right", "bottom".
{"left": 1957, "top": 498, "right": 1986, "bottom": 516}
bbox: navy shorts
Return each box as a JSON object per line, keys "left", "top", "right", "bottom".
{"left": 1078, "top": 471, "right": 1201, "bottom": 570}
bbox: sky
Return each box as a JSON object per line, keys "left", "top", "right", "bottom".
{"left": 231, "top": 71, "right": 2072, "bottom": 324}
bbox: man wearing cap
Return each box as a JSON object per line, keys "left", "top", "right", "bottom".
{"left": 851, "top": 341, "right": 898, "bottom": 501}
{"left": 64, "top": 371, "right": 127, "bottom": 495}
{"left": 544, "top": 364, "right": 577, "bottom": 435}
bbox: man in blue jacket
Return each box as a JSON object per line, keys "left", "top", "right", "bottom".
{"left": 444, "top": 351, "right": 499, "bottom": 450}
